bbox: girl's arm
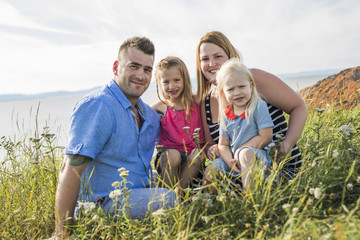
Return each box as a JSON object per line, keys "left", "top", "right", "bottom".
{"left": 200, "top": 99, "right": 218, "bottom": 158}
{"left": 151, "top": 101, "right": 167, "bottom": 115}
{"left": 251, "top": 68, "right": 308, "bottom": 154}
{"left": 218, "top": 136, "right": 241, "bottom": 173}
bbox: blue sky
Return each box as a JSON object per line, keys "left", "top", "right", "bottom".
{"left": 0, "top": 0, "right": 359, "bottom": 95}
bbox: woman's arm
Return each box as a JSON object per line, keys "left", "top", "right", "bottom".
{"left": 251, "top": 68, "right": 308, "bottom": 153}
{"left": 200, "top": 99, "right": 218, "bottom": 158}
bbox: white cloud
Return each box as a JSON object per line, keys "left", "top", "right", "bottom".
{"left": 0, "top": 0, "right": 359, "bottom": 95}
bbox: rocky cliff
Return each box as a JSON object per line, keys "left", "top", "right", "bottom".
{"left": 299, "top": 66, "right": 360, "bottom": 109}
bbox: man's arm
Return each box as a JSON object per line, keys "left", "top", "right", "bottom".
{"left": 54, "top": 154, "right": 91, "bottom": 237}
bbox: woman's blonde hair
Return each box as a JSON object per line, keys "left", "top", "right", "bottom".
{"left": 217, "top": 58, "right": 261, "bottom": 129}
{"left": 195, "top": 31, "right": 243, "bottom": 103}
{"left": 154, "top": 56, "right": 193, "bottom": 121}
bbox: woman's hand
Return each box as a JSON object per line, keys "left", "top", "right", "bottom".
{"left": 207, "top": 144, "right": 220, "bottom": 159}
{"left": 270, "top": 140, "right": 293, "bottom": 162}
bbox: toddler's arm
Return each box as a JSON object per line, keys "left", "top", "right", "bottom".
{"left": 218, "top": 136, "right": 241, "bottom": 173}
{"left": 238, "top": 127, "right": 273, "bottom": 150}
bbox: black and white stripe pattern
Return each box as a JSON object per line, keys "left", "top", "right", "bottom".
{"left": 267, "top": 104, "right": 303, "bottom": 179}
{"left": 205, "top": 92, "right": 219, "bottom": 143}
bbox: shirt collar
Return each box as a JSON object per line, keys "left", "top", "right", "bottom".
{"left": 107, "top": 80, "right": 146, "bottom": 117}
{"left": 225, "top": 105, "right": 245, "bottom": 120}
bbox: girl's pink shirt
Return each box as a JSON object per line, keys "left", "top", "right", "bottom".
{"left": 158, "top": 102, "right": 204, "bottom": 153}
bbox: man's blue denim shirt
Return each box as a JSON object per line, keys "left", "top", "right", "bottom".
{"left": 66, "top": 80, "right": 161, "bottom": 201}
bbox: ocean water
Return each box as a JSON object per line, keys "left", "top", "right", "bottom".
{"left": 0, "top": 72, "right": 332, "bottom": 152}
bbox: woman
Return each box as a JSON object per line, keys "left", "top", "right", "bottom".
{"left": 196, "top": 31, "right": 307, "bottom": 183}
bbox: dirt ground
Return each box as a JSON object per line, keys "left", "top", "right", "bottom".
{"left": 299, "top": 66, "right": 360, "bottom": 110}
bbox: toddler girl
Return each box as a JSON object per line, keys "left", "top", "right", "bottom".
{"left": 215, "top": 58, "right": 274, "bottom": 189}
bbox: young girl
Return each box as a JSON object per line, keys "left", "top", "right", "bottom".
{"left": 152, "top": 56, "right": 205, "bottom": 190}
{"left": 215, "top": 58, "right": 274, "bottom": 189}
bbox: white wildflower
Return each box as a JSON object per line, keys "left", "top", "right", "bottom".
{"left": 120, "top": 170, "right": 129, "bottom": 178}
{"left": 307, "top": 198, "right": 313, "bottom": 206}
{"left": 314, "top": 188, "right": 322, "bottom": 199}
{"left": 206, "top": 199, "right": 213, "bottom": 208}
{"left": 194, "top": 128, "right": 201, "bottom": 133}
{"left": 292, "top": 208, "right": 299, "bottom": 214}
{"left": 340, "top": 124, "right": 355, "bottom": 135}
{"left": 332, "top": 149, "right": 339, "bottom": 158}
{"left": 118, "top": 167, "right": 126, "bottom": 173}
{"left": 216, "top": 195, "right": 226, "bottom": 202}
{"left": 78, "top": 201, "right": 96, "bottom": 214}
{"left": 309, "top": 188, "right": 315, "bottom": 195}
{"left": 346, "top": 183, "right": 353, "bottom": 191}
{"left": 282, "top": 203, "right": 291, "bottom": 209}
{"left": 91, "top": 214, "right": 100, "bottom": 222}
{"left": 334, "top": 166, "right": 341, "bottom": 170}
{"left": 356, "top": 176, "right": 360, "bottom": 184}
{"left": 268, "top": 142, "right": 275, "bottom": 148}
{"left": 222, "top": 228, "right": 230, "bottom": 237}
{"left": 152, "top": 208, "right": 166, "bottom": 217}
{"left": 183, "top": 126, "right": 190, "bottom": 131}
{"left": 201, "top": 216, "right": 209, "bottom": 224}
{"left": 112, "top": 181, "right": 121, "bottom": 188}
{"left": 109, "top": 189, "right": 122, "bottom": 199}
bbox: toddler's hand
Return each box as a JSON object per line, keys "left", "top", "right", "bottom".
{"left": 229, "top": 158, "right": 241, "bottom": 173}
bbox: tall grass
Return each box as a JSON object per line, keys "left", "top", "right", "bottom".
{"left": 1, "top": 104, "right": 359, "bottom": 239}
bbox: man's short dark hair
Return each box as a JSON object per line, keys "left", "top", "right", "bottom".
{"left": 118, "top": 36, "right": 155, "bottom": 59}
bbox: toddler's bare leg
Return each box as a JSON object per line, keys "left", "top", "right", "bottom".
{"left": 235, "top": 148, "right": 255, "bottom": 190}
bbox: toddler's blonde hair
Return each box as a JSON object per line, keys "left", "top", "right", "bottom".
{"left": 217, "top": 58, "right": 262, "bottom": 129}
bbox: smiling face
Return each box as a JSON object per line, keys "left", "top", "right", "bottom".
{"left": 199, "top": 42, "right": 229, "bottom": 86}
{"left": 159, "top": 66, "right": 184, "bottom": 101}
{"left": 114, "top": 47, "right": 154, "bottom": 105}
{"left": 222, "top": 72, "right": 252, "bottom": 113}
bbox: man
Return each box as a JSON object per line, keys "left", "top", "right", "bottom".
{"left": 54, "top": 37, "right": 177, "bottom": 237}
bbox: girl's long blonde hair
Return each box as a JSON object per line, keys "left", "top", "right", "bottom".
{"left": 154, "top": 56, "right": 193, "bottom": 121}
{"left": 195, "top": 31, "right": 243, "bottom": 103}
{"left": 217, "top": 58, "right": 261, "bottom": 129}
